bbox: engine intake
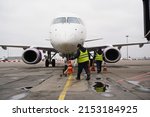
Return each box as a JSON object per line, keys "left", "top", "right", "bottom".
{"left": 103, "top": 47, "right": 121, "bottom": 63}
{"left": 22, "top": 48, "right": 42, "bottom": 64}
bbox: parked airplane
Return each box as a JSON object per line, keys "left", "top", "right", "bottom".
{"left": 0, "top": 13, "right": 150, "bottom": 67}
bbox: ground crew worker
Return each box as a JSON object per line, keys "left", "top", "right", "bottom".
{"left": 94, "top": 48, "right": 103, "bottom": 73}
{"left": 71, "top": 44, "right": 90, "bottom": 80}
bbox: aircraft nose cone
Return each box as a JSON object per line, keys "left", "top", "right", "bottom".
{"left": 65, "top": 33, "right": 75, "bottom": 42}
{"left": 50, "top": 24, "right": 85, "bottom": 54}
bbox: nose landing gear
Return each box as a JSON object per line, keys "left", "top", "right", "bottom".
{"left": 45, "top": 59, "right": 56, "bottom": 67}
{"left": 45, "top": 51, "right": 57, "bottom": 67}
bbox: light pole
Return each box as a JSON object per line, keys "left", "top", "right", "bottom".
{"left": 126, "top": 35, "right": 129, "bottom": 59}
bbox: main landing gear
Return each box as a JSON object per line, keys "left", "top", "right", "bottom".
{"left": 45, "top": 51, "right": 57, "bottom": 67}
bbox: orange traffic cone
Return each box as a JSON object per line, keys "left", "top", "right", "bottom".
{"left": 90, "top": 62, "right": 96, "bottom": 71}
{"left": 103, "top": 62, "right": 107, "bottom": 72}
{"left": 64, "top": 60, "right": 74, "bottom": 75}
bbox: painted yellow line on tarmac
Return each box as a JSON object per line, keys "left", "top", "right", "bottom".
{"left": 58, "top": 74, "right": 73, "bottom": 100}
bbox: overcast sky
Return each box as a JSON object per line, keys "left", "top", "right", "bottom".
{"left": 0, "top": 0, "right": 150, "bottom": 59}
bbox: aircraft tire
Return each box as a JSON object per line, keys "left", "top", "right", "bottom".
{"left": 52, "top": 59, "right": 55, "bottom": 67}
{"left": 45, "top": 59, "right": 49, "bottom": 67}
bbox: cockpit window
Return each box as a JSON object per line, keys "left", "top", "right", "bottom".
{"left": 52, "top": 17, "right": 84, "bottom": 25}
{"left": 53, "top": 17, "right": 66, "bottom": 24}
{"left": 67, "top": 17, "right": 80, "bottom": 24}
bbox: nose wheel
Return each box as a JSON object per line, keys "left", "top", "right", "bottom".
{"left": 45, "top": 59, "right": 56, "bottom": 67}
{"left": 45, "top": 59, "right": 50, "bottom": 67}
{"left": 45, "top": 51, "right": 56, "bottom": 67}
{"left": 52, "top": 59, "right": 55, "bottom": 67}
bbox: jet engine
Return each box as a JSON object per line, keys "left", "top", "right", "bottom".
{"left": 22, "top": 48, "right": 42, "bottom": 64}
{"left": 103, "top": 47, "right": 121, "bottom": 63}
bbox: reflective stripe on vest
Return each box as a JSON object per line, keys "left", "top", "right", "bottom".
{"left": 95, "top": 53, "right": 103, "bottom": 61}
{"left": 77, "top": 50, "right": 89, "bottom": 63}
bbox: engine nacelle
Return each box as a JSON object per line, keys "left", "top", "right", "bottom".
{"left": 22, "top": 48, "right": 42, "bottom": 64}
{"left": 103, "top": 47, "right": 121, "bottom": 63}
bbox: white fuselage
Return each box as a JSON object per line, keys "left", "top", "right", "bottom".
{"left": 49, "top": 15, "right": 86, "bottom": 54}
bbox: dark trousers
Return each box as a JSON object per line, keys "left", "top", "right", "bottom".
{"left": 77, "top": 61, "right": 90, "bottom": 79}
{"left": 96, "top": 60, "right": 102, "bottom": 73}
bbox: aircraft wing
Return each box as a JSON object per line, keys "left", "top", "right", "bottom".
{"left": 86, "top": 41, "right": 150, "bottom": 51}
{"left": 0, "top": 44, "right": 58, "bottom": 52}
{"left": 1, "top": 41, "right": 150, "bottom": 52}
{"left": 85, "top": 38, "right": 103, "bottom": 42}
{"left": 113, "top": 41, "right": 150, "bottom": 49}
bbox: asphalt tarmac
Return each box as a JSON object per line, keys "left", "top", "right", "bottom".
{"left": 0, "top": 60, "right": 150, "bottom": 100}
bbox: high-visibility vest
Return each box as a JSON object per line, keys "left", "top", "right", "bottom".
{"left": 95, "top": 53, "right": 103, "bottom": 61}
{"left": 77, "top": 50, "right": 89, "bottom": 63}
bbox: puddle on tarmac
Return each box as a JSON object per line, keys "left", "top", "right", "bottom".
{"left": 16, "top": 86, "right": 33, "bottom": 91}
{"left": 96, "top": 77, "right": 101, "bottom": 80}
{"left": 134, "top": 87, "right": 150, "bottom": 93}
{"left": 9, "top": 93, "right": 28, "bottom": 100}
{"left": 21, "top": 87, "right": 32, "bottom": 90}
{"left": 127, "top": 81, "right": 140, "bottom": 86}
{"left": 101, "top": 92, "right": 114, "bottom": 97}
{"left": 93, "top": 82, "right": 108, "bottom": 92}
{"left": 93, "top": 82, "right": 114, "bottom": 97}
{"left": 127, "top": 80, "right": 150, "bottom": 93}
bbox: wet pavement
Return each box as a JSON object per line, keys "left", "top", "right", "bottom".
{"left": 0, "top": 60, "right": 150, "bottom": 100}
